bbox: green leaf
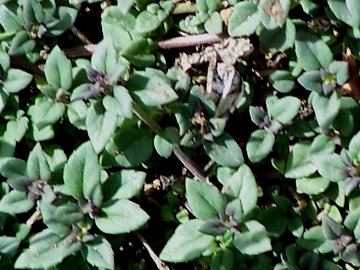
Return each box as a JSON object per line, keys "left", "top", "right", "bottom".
{"left": 329, "top": 61, "right": 349, "bottom": 85}
{"left": 288, "top": 215, "right": 304, "bottom": 237}
{"left": 47, "top": 7, "right": 78, "bottom": 36}
{"left": 333, "top": 108, "right": 355, "bottom": 137}
{"left": 27, "top": 143, "right": 51, "bottom": 181}
{"left": 44, "top": 146, "right": 67, "bottom": 176}
{"left": 28, "top": 123, "right": 55, "bottom": 142}
{"left": 344, "top": 208, "right": 360, "bottom": 231}
{"left": 4, "top": 113, "right": 29, "bottom": 142}
{"left": 257, "top": 206, "right": 287, "bottom": 237}
{"left": 309, "top": 134, "right": 335, "bottom": 160}
{"left": 259, "top": 19, "right": 296, "bottom": 53}
{"left": 154, "top": 127, "right": 180, "bottom": 158}
{"left": 70, "top": 83, "right": 100, "bottom": 102}
{"left": 295, "top": 30, "right": 333, "bottom": 71}
{"left": 204, "top": 0, "right": 222, "bottom": 12}
{"left": 0, "top": 90, "right": 8, "bottom": 114}
{"left": 299, "top": 0, "right": 319, "bottom": 14}
{"left": 296, "top": 176, "right": 330, "bottom": 195}
{"left": 14, "top": 229, "right": 81, "bottom": 269}
{"left": 349, "top": 130, "right": 360, "bottom": 160}
{"left": 23, "top": 0, "right": 44, "bottom": 26}
{"left": 204, "top": 12, "right": 223, "bottom": 34}
{"left": 0, "top": 236, "right": 20, "bottom": 256}
{"left": 95, "top": 199, "right": 149, "bottom": 234}
{"left": 121, "top": 37, "right": 153, "bottom": 57}
{"left": 210, "top": 249, "right": 234, "bottom": 270}
{"left": 134, "top": 10, "right": 162, "bottom": 34}
{"left": 204, "top": 133, "right": 244, "bottom": 167}
{"left": 28, "top": 96, "right": 65, "bottom": 130}
{"left": 0, "top": 50, "right": 9, "bottom": 71}
{"left": 348, "top": 1, "right": 360, "bottom": 27}
{"left": 328, "top": 0, "right": 360, "bottom": 28}
{"left": 217, "top": 167, "right": 236, "bottom": 185}
{"left": 52, "top": 203, "right": 84, "bottom": 225}
{"left": 296, "top": 226, "right": 332, "bottom": 253}
{"left": 246, "top": 129, "right": 275, "bottom": 163}
{"left": 0, "top": 190, "right": 34, "bottom": 214}
{"left": 322, "top": 215, "right": 342, "bottom": 240}
{"left": 102, "top": 170, "right": 146, "bottom": 200}
{"left": 285, "top": 141, "right": 317, "bottom": 179}
{"left": 118, "top": 0, "right": 134, "bottom": 14}
{"left": 86, "top": 101, "right": 118, "bottom": 154}
{"left": 83, "top": 236, "right": 114, "bottom": 269}
{"left": 341, "top": 243, "right": 360, "bottom": 266}
{"left": 222, "top": 164, "right": 258, "bottom": 215}
{"left": 0, "top": 5, "right": 22, "bottom": 31}
{"left": 67, "top": 100, "right": 87, "bottom": 130}
{"left": 45, "top": 46, "right": 72, "bottom": 90}
{"left": 125, "top": 53, "right": 156, "bottom": 68}
{"left": 127, "top": 68, "right": 178, "bottom": 107}
{"left": 249, "top": 106, "right": 267, "bottom": 126}
{"left": 332, "top": 96, "right": 358, "bottom": 138}
{"left": 186, "top": 179, "right": 226, "bottom": 219}
{"left": 0, "top": 158, "right": 27, "bottom": 179}
{"left": 228, "top": 2, "right": 260, "bottom": 36}
{"left": 103, "top": 86, "right": 133, "bottom": 118}
{"left": 297, "top": 70, "right": 323, "bottom": 92}
{"left": 8, "top": 31, "right": 35, "bottom": 55}
{"left": 233, "top": 220, "right": 272, "bottom": 255}
{"left": 259, "top": 0, "right": 290, "bottom": 29}
{"left": 91, "top": 39, "right": 118, "bottom": 75}
{"left": 312, "top": 91, "right": 341, "bottom": 129}
{"left": 0, "top": 135, "right": 15, "bottom": 159}
{"left": 159, "top": 219, "right": 214, "bottom": 262}
{"left": 313, "top": 154, "right": 346, "bottom": 182}
{"left": 101, "top": 6, "right": 134, "bottom": 50}
{"left": 269, "top": 70, "right": 295, "bottom": 93}
{"left": 268, "top": 96, "right": 301, "bottom": 124}
{"left": 102, "top": 127, "right": 153, "bottom": 168}
{"left": 54, "top": 256, "right": 90, "bottom": 270}
{"left": 63, "top": 141, "right": 102, "bottom": 205}
{"left": 39, "top": 200, "right": 70, "bottom": 236}
{"left": 3, "top": 68, "right": 33, "bottom": 93}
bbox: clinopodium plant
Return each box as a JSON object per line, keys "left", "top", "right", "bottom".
{"left": 2, "top": 0, "right": 360, "bottom": 269}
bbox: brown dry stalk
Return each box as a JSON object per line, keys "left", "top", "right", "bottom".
{"left": 26, "top": 209, "right": 41, "bottom": 226}
{"left": 63, "top": 33, "right": 223, "bottom": 57}
{"left": 132, "top": 103, "right": 206, "bottom": 182}
{"left": 157, "top": 33, "right": 222, "bottom": 49}
{"left": 71, "top": 26, "right": 92, "bottom": 45}
{"left": 63, "top": 44, "right": 97, "bottom": 57}
{"left": 135, "top": 232, "right": 171, "bottom": 270}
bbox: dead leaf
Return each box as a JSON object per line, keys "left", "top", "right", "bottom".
{"left": 338, "top": 48, "right": 360, "bottom": 102}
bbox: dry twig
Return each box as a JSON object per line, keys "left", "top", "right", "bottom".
{"left": 135, "top": 232, "right": 171, "bottom": 270}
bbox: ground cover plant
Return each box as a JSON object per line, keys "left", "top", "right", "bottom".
{"left": 2, "top": 0, "right": 360, "bottom": 269}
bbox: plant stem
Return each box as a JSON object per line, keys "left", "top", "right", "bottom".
{"left": 63, "top": 33, "right": 223, "bottom": 57}
{"left": 157, "top": 33, "right": 222, "bottom": 49}
{"left": 26, "top": 210, "right": 41, "bottom": 226}
{"left": 132, "top": 103, "right": 162, "bottom": 133}
{"left": 135, "top": 232, "right": 171, "bottom": 270}
{"left": 63, "top": 44, "right": 96, "bottom": 57}
{"left": 172, "top": 147, "right": 206, "bottom": 181}
{"left": 132, "top": 103, "right": 206, "bottom": 181}
{"left": 11, "top": 56, "right": 44, "bottom": 75}
{"left": 71, "top": 26, "right": 92, "bottom": 45}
